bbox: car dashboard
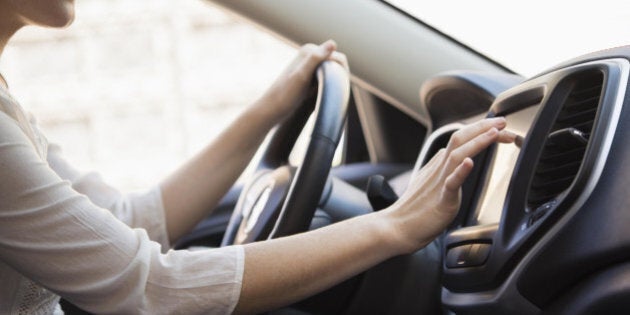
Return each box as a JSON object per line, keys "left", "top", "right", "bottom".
{"left": 415, "top": 48, "right": 630, "bottom": 314}
{"left": 170, "top": 46, "right": 630, "bottom": 315}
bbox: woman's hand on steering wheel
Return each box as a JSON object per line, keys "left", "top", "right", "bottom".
{"left": 255, "top": 40, "right": 349, "bottom": 124}
{"left": 221, "top": 42, "right": 350, "bottom": 246}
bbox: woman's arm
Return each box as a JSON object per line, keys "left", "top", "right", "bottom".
{"left": 47, "top": 143, "right": 170, "bottom": 247}
{"left": 235, "top": 118, "right": 516, "bottom": 314}
{"left": 160, "top": 40, "right": 345, "bottom": 243}
{"left": 0, "top": 111, "right": 245, "bottom": 314}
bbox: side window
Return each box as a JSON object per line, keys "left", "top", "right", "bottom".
{"left": 1, "top": 1, "right": 295, "bottom": 191}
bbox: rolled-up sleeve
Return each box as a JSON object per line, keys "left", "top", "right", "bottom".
{"left": 0, "top": 112, "right": 244, "bottom": 314}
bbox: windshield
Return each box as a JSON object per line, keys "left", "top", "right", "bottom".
{"left": 386, "top": 0, "right": 630, "bottom": 77}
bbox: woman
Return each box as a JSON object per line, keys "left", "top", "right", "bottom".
{"left": 0, "top": 1, "right": 515, "bottom": 314}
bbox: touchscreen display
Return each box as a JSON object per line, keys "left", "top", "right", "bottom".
{"left": 475, "top": 104, "right": 540, "bottom": 225}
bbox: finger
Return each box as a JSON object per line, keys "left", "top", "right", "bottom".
{"left": 291, "top": 40, "right": 338, "bottom": 83}
{"left": 514, "top": 135, "right": 525, "bottom": 148}
{"left": 320, "top": 39, "right": 337, "bottom": 53}
{"left": 443, "top": 157, "right": 474, "bottom": 198}
{"left": 445, "top": 127, "right": 499, "bottom": 172}
{"left": 447, "top": 117, "right": 506, "bottom": 151}
{"left": 300, "top": 40, "right": 337, "bottom": 69}
{"left": 497, "top": 130, "right": 518, "bottom": 144}
{"left": 412, "top": 148, "right": 445, "bottom": 184}
{"left": 425, "top": 148, "right": 446, "bottom": 169}
{"left": 328, "top": 51, "right": 349, "bottom": 72}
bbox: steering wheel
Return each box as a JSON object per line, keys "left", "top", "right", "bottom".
{"left": 221, "top": 61, "right": 350, "bottom": 246}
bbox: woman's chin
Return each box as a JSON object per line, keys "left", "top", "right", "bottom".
{"left": 46, "top": 5, "right": 75, "bottom": 28}
{"left": 23, "top": 1, "right": 75, "bottom": 29}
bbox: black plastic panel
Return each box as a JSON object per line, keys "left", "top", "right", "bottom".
{"left": 543, "top": 262, "right": 630, "bottom": 314}
{"left": 518, "top": 88, "right": 630, "bottom": 306}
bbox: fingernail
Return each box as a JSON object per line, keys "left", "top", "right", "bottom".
{"left": 493, "top": 117, "right": 506, "bottom": 127}
{"left": 323, "top": 40, "right": 336, "bottom": 51}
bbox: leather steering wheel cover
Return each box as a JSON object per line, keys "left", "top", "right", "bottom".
{"left": 269, "top": 61, "right": 350, "bottom": 238}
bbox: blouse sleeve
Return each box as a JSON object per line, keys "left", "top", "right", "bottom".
{"left": 46, "top": 143, "right": 170, "bottom": 249}
{"left": 0, "top": 112, "right": 244, "bottom": 314}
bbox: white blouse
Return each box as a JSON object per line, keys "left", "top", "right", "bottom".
{"left": 0, "top": 87, "right": 244, "bottom": 314}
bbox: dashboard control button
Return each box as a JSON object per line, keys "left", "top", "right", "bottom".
{"left": 467, "top": 243, "right": 491, "bottom": 266}
{"left": 446, "top": 243, "right": 491, "bottom": 268}
{"left": 446, "top": 244, "right": 472, "bottom": 268}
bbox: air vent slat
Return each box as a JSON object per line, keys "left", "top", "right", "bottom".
{"left": 529, "top": 180, "right": 573, "bottom": 202}
{"left": 571, "top": 84, "right": 602, "bottom": 96}
{"left": 539, "top": 147, "right": 586, "bottom": 164}
{"left": 527, "top": 71, "right": 603, "bottom": 210}
{"left": 573, "top": 121, "right": 595, "bottom": 133}
{"left": 556, "top": 108, "right": 598, "bottom": 125}
{"left": 532, "top": 181, "right": 573, "bottom": 191}
{"left": 533, "top": 162, "right": 582, "bottom": 179}
{"left": 561, "top": 95, "right": 600, "bottom": 110}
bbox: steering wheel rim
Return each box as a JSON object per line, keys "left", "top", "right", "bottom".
{"left": 221, "top": 61, "right": 350, "bottom": 246}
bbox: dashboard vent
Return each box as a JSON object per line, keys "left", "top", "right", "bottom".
{"left": 527, "top": 71, "right": 603, "bottom": 210}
